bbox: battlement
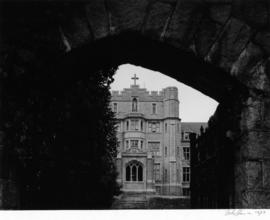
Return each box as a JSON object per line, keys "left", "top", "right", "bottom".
{"left": 162, "top": 87, "right": 178, "bottom": 100}
{"left": 111, "top": 85, "right": 177, "bottom": 98}
{"left": 111, "top": 83, "right": 166, "bottom": 101}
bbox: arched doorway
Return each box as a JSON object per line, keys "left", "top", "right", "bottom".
{"left": 126, "top": 160, "right": 143, "bottom": 182}
{"left": 124, "top": 160, "right": 145, "bottom": 191}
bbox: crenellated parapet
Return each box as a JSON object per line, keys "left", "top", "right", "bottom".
{"left": 111, "top": 85, "right": 178, "bottom": 102}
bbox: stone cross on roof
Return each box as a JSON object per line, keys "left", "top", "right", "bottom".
{"left": 131, "top": 74, "right": 139, "bottom": 85}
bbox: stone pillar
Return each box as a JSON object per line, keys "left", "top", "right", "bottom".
{"left": 235, "top": 94, "right": 270, "bottom": 208}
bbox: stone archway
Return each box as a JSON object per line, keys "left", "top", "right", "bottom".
{"left": 1, "top": 0, "right": 270, "bottom": 208}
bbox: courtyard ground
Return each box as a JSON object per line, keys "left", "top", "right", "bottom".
{"left": 111, "top": 192, "right": 190, "bottom": 209}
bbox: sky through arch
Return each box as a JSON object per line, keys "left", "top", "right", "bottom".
{"left": 110, "top": 64, "right": 218, "bottom": 122}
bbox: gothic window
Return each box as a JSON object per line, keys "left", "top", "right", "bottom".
{"left": 165, "top": 146, "right": 167, "bottom": 157}
{"left": 183, "top": 167, "right": 190, "bottom": 182}
{"left": 154, "top": 163, "right": 160, "bottom": 181}
{"left": 132, "top": 98, "right": 138, "bottom": 112}
{"left": 140, "top": 140, "right": 143, "bottom": 149}
{"left": 130, "top": 119, "right": 139, "bottom": 130}
{"left": 141, "top": 120, "right": 143, "bottom": 131}
{"left": 126, "top": 161, "right": 143, "bottom": 182}
{"left": 183, "top": 147, "right": 190, "bottom": 160}
{"left": 113, "top": 103, "right": 117, "bottom": 112}
{"left": 165, "top": 123, "right": 167, "bottom": 133}
{"left": 152, "top": 103, "right": 157, "bottom": 114}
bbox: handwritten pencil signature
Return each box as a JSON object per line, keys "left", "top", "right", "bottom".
{"left": 225, "top": 209, "right": 267, "bottom": 216}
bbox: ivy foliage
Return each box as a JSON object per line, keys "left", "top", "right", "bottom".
{"left": 4, "top": 63, "right": 120, "bottom": 209}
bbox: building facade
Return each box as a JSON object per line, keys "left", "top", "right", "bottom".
{"left": 111, "top": 77, "right": 205, "bottom": 197}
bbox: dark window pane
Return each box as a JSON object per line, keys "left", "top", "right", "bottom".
{"left": 132, "top": 165, "right": 137, "bottom": 181}
{"left": 138, "top": 165, "right": 143, "bottom": 181}
{"left": 126, "top": 166, "right": 130, "bottom": 181}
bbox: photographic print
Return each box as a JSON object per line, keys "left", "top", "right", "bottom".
{"left": 0, "top": 0, "right": 270, "bottom": 212}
